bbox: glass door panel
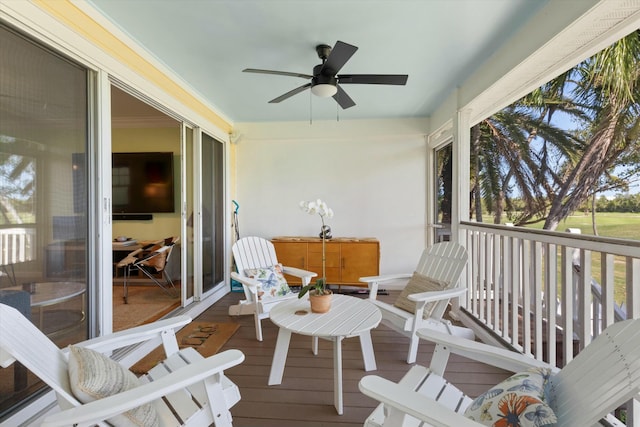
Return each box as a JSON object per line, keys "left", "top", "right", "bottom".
{"left": 200, "top": 133, "right": 224, "bottom": 293}
{"left": 1, "top": 23, "right": 89, "bottom": 415}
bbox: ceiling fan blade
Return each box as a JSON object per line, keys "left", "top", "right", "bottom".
{"left": 320, "top": 41, "right": 358, "bottom": 75}
{"left": 243, "top": 68, "right": 313, "bottom": 80}
{"left": 333, "top": 86, "right": 356, "bottom": 109}
{"left": 268, "top": 83, "right": 312, "bottom": 103}
{"left": 338, "top": 74, "right": 408, "bottom": 85}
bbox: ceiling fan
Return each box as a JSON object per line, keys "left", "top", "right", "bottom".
{"left": 243, "top": 40, "right": 408, "bottom": 109}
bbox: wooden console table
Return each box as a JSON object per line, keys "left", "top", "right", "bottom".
{"left": 271, "top": 237, "right": 379, "bottom": 288}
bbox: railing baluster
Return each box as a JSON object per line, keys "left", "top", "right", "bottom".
{"left": 522, "top": 239, "right": 532, "bottom": 356}
{"left": 546, "top": 243, "right": 558, "bottom": 367}
{"left": 562, "top": 245, "right": 574, "bottom": 366}
{"left": 470, "top": 230, "right": 478, "bottom": 316}
{"left": 601, "top": 253, "right": 615, "bottom": 330}
{"left": 626, "top": 258, "right": 640, "bottom": 318}
{"left": 533, "top": 241, "right": 544, "bottom": 361}
{"left": 485, "top": 233, "right": 492, "bottom": 328}
{"left": 502, "top": 236, "right": 510, "bottom": 340}
{"left": 478, "top": 231, "right": 486, "bottom": 321}
{"left": 578, "top": 249, "right": 592, "bottom": 350}
{"left": 510, "top": 237, "right": 520, "bottom": 349}
{"left": 492, "top": 233, "right": 500, "bottom": 330}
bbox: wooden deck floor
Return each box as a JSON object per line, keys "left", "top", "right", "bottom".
{"left": 196, "top": 290, "right": 510, "bottom": 427}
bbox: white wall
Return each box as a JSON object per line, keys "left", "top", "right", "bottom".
{"left": 234, "top": 118, "right": 429, "bottom": 276}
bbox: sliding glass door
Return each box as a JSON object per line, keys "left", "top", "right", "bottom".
{"left": 0, "top": 22, "right": 90, "bottom": 415}
{"left": 200, "top": 133, "right": 224, "bottom": 294}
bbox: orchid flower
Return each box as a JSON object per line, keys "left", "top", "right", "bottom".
{"left": 298, "top": 199, "right": 334, "bottom": 298}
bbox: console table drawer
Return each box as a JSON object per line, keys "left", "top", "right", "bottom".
{"left": 272, "top": 237, "right": 379, "bottom": 287}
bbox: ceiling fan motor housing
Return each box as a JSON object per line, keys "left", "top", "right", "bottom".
{"left": 313, "top": 64, "right": 337, "bottom": 85}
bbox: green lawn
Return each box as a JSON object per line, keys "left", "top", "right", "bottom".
{"left": 485, "top": 212, "right": 640, "bottom": 305}
{"left": 552, "top": 213, "right": 638, "bottom": 305}
{"left": 526, "top": 212, "right": 640, "bottom": 240}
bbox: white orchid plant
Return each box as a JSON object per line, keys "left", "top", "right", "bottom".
{"left": 298, "top": 199, "right": 334, "bottom": 298}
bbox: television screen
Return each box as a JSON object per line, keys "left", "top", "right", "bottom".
{"left": 112, "top": 152, "right": 175, "bottom": 213}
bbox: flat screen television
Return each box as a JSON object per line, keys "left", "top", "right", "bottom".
{"left": 112, "top": 152, "right": 175, "bottom": 213}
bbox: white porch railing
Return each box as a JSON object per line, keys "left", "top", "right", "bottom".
{"left": 0, "top": 227, "right": 36, "bottom": 286}
{"left": 460, "top": 221, "right": 640, "bottom": 368}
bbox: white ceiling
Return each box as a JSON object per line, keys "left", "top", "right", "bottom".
{"left": 86, "top": 0, "right": 549, "bottom": 124}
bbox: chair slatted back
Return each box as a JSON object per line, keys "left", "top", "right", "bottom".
{"left": 551, "top": 317, "right": 640, "bottom": 425}
{"left": 233, "top": 237, "right": 279, "bottom": 273}
{"left": 232, "top": 237, "right": 280, "bottom": 303}
{"left": 415, "top": 242, "right": 468, "bottom": 319}
{"left": 0, "top": 303, "right": 80, "bottom": 408}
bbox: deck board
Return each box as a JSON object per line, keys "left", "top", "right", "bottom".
{"left": 195, "top": 290, "right": 510, "bottom": 426}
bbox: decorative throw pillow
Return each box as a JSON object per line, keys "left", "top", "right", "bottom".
{"left": 68, "top": 345, "right": 159, "bottom": 427}
{"left": 464, "top": 367, "right": 557, "bottom": 427}
{"left": 244, "top": 263, "right": 291, "bottom": 300}
{"left": 393, "top": 271, "right": 449, "bottom": 318}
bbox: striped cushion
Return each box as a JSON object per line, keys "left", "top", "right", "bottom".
{"left": 68, "top": 345, "right": 159, "bottom": 427}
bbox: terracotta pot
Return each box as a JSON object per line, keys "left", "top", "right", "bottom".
{"left": 309, "top": 290, "right": 332, "bottom": 313}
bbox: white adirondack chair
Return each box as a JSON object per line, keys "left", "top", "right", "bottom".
{"left": 360, "top": 241, "right": 474, "bottom": 364}
{"left": 228, "top": 236, "right": 317, "bottom": 341}
{"left": 0, "top": 303, "right": 244, "bottom": 427}
{"left": 359, "top": 320, "right": 640, "bottom": 427}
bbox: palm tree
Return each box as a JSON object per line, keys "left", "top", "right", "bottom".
{"left": 473, "top": 30, "right": 640, "bottom": 231}
{"left": 471, "top": 99, "right": 579, "bottom": 225}
{"left": 544, "top": 30, "right": 640, "bottom": 230}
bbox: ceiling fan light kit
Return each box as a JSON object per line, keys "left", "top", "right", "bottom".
{"left": 243, "top": 40, "right": 408, "bottom": 109}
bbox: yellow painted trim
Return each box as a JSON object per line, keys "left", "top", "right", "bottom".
{"left": 34, "top": 0, "right": 232, "bottom": 133}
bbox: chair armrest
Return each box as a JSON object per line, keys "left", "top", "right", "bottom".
{"left": 359, "top": 375, "right": 481, "bottom": 427}
{"left": 72, "top": 316, "right": 192, "bottom": 354}
{"left": 360, "top": 273, "right": 411, "bottom": 300}
{"left": 281, "top": 266, "right": 317, "bottom": 280}
{"left": 408, "top": 287, "right": 467, "bottom": 303}
{"left": 230, "top": 271, "right": 261, "bottom": 291}
{"left": 281, "top": 266, "right": 317, "bottom": 286}
{"left": 41, "top": 349, "right": 245, "bottom": 427}
{"left": 416, "top": 328, "right": 556, "bottom": 374}
{"left": 359, "top": 273, "right": 412, "bottom": 284}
